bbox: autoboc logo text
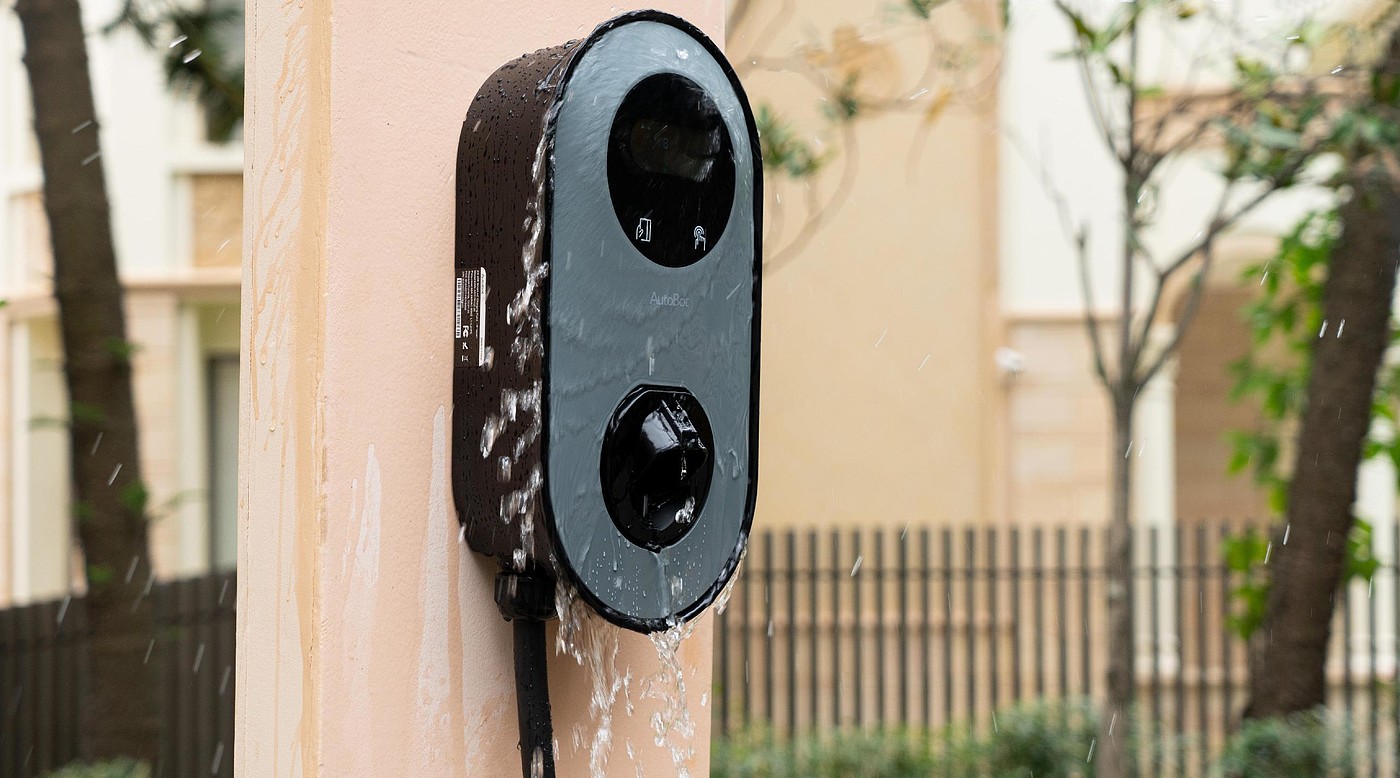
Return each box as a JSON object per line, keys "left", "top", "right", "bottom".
{"left": 650, "top": 292, "right": 691, "bottom": 308}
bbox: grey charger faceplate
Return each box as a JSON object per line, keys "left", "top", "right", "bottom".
{"left": 453, "top": 11, "right": 761, "bottom": 632}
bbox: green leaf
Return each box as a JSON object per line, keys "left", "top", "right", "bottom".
{"left": 1251, "top": 122, "right": 1302, "bottom": 150}
{"left": 87, "top": 564, "right": 115, "bottom": 588}
{"left": 73, "top": 500, "right": 94, "bottom": 525}
{"left": 1062, "top": 6, "right": 1097, "bottom": 43}
{"left": 755, "top": 104, "right": 825, "bottom": 179}
{"left": 70, "top": 402, "right": 107, "bottom": 426}
{"left": 104, "top": 337, "right": 142, "bottom": 363}
{"left": 907, "top": 0, "right": 939, "bottom": 19}
{"left": 119, "top": 481, "right": 150, "bottom": 516}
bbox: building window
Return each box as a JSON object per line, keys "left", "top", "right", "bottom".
{"left": 208, "top": 356, "right": 239, "bottom": 570}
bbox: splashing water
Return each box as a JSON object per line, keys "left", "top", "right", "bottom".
{"left": 644, "top": 620, "right": 699, "bottom": 778}
{"left": 556, "top": 584, "right": 633, "bottom": 776}
{"left": 493, "top": 91, "right": 747, "bottom": 776}
{"left": 711, "top": 545, "right": 748, "bottom": 616}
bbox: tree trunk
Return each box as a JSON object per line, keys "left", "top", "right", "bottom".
{"left": 1100, "top": 394, "right": 1136, "bottom": 777}
{"left": 16, "top": 0, "right": 158, "bottom": 762}
{"left": 1244, "top": 158, "right": 1400, "bottom": 716}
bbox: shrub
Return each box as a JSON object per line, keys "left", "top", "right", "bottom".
{"left": 1213, "top": 710, "right": 1354, "bottom": 778}
{"left": 977, "top": 697, "right": 1098, "bottom": 778}
{"left": 44, "top": 760, "right": 149, "bottom": 778}
{"left": 712, "top": 698, "right": 1102, "bottom": 778}
{"left": 711, "top": 728, "right": 933, "bottom": 778}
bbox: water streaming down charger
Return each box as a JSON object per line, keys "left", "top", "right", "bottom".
{"left": 452, "top": 11, "right": 762, "bottom": 777}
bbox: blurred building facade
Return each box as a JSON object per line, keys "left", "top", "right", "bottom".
{"left": 0, "top": 0, "right": 1395, "bottom": 623}
{"left": 0, "top": 0, "right": 241, "bottom": 604}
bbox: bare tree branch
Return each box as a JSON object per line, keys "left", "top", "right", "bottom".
{"left": 1129, "top": 176, "right": 1235, "bottom": 361}
{"left": 1078, "top": 46, "right": 1126, "bottom": 165}
{"left": 1117, "top": 13, "right": 1142, "bottom": 398}
{"left": 1136, "top": 242, "right": 1216, "bottom": 391}
{"left": 732, "top": 0, "right": 796, "bottom": 78}
{"left": 1159, "top": 160, "right": 1316, "bottom": 281}
{"left": 763, "top": 121, "right": 861, "bottom": 276}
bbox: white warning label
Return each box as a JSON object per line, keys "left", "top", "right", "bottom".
{"left": 455, "top": 268, "right": 486, "bottom": 368}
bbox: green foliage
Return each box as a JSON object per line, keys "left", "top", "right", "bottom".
{"left": 1227, "top": 211, "right": 1334, "bottom": 515}
{"left": 1343, "top": 517, "right": 1382, "bottom": 583}
{"left": 70, "top": 402, "right": 108, "bottom": 427}
{"left": 1057, "top": 2, "right": 1137, "bottom": 58}
{"left": 755, "top": 105, "right": 825, "bottom": 180}
{"left": 118, "top": 480, "right": 150, "bottom": 516}
{"left": 976, "top": 698, "right": 1098, "bottom": 778}
{"left": 711, "top": 729, "right": 933, "bottom": 778}
{"left": 86, "top": 563, "right": 115, "bottom": 588}
{"left": 106, "top": 1, "right": 244, "bottom": 142}
{"left": 906, "top": 0, "right": 945, "bottom": 20}
{"left": 1221, "top": 528, "right": 1270, "bottom": 640}
{"left": 712, "top": 699, "right": 1100, "bottom": 777}
{"left": 44, "top": 759, "right": 149, "bottom": 778}
{"left": 1213, "top": 710, "right": 1354, "bottom": 777}
{"left": 73, "top": 500, "right": 94, "bottom": 526}
{"left": 104, "top": 337, "right": 142, "bottom": 363}
{"left": 823, "top": 74, "right": 864, "bottom": 124}
{"left": 1222, "top": 209, "right": 1387, "bottom": 638}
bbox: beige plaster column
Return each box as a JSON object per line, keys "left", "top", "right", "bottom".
{"left": 237, "top": 3, "right": 722, "bottom": 776}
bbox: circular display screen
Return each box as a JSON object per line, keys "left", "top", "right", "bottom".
{"left": 608, "top": 73, "right": 735, "bottom": 268}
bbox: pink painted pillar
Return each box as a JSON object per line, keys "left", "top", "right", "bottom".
{"left": 237, "top": 3, "right": 723, "bottom": 775}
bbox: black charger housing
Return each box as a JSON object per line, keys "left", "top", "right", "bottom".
{"left": 453, "top": 10, "right": 761, "bottom": 632}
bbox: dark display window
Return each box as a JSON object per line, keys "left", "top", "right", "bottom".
{"left": 608, "top": 73, "right": 735, "bottom": 268}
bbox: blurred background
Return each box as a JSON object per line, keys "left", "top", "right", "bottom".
{"left": 4, "top": 0, "right": 1400, "bottom": 775}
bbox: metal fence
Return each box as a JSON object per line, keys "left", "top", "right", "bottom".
{"left": 0, "top": 573, "right": 235, "bottom": 778}
{"left": 3, "top": 524, "right": 1399, "bottom": 777}
{"left": 713, "top": 523, "right": 1400, "bottom": 776}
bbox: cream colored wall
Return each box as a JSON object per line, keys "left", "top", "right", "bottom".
{"left": 238, "top": 2, "right": 724, "bottom": 775}
{"left": 192, "top": 175, "right": 243, "bottom": 269}
{"left": 0, "top": 0, "right": 243, "bottom": 601}
{"left": 127, "top": 292, "right": 183, "bottom": 577}
{"left": 1005, "top": 316, "right": 1114, "bottom": 524}
{"left": 18, "top": 318, "right": 71, "bottom": 600}
{"left": 1175, "top": 288, "right": 1272, "bottom": 522}
{"left": 734, "top": 0, "right": 1006, "bottom": 528}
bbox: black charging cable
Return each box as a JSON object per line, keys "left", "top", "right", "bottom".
{"left": 495, "top": 570, "right": 557, "bottom": 778}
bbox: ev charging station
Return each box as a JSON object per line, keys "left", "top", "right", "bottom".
{"left": 452, "top": 10, "right": 761, "bottom": 776}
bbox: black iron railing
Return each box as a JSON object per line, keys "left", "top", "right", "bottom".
{"left": 0, "top": 573, "right": 235, "bottom": 778}
{"left": 2, "top": 523, "right": 1398, "bottom": 777}
{"left": 714, "top": 524, "right": 1400, "bottom": 776}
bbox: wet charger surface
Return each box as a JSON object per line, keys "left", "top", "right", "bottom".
{"left": 547, "top": 19, "right": 758, "bottom": 627}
